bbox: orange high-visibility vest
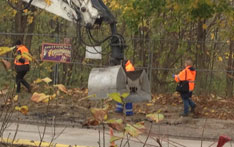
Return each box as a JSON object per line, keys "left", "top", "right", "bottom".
{"left": 174, "top": 66, "right": 196, "bottom": 91}
{"left": 125, "top": 60, "right": 135, "bottom": 72}
{"left": 14, "top": 45, "right": 30, "bottom": 65}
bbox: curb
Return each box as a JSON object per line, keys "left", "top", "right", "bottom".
{"left": 0, "top": 138, "right": 94, "bottom": 147}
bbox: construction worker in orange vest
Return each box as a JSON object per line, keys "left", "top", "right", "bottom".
{"left": 116, "top": 60, "right": 135, "bottom": 116}
{"left": 125, "top": 60, "right": 135, "bottom": 72}
{"left": 14, "top": 40, "right": 31, "bottom": 93}
{"left": 173, "top": 58, "right": 196, "bottom": 117}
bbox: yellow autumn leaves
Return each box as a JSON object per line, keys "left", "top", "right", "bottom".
{"left": 31, "top": 92, "right": 56, "bottom": 103}
{"left": 15, "top": 106, "right": 29, "bottom": 115}
{"left": 31, "top": 77, "right": 70, "bottom": 103}
{"left": 0, "top": 46, "right": 35, "bottom": 64}
{"left": 103, "top": 0, "right": 133, "bottom": 14}
{"left": 0, "top": 46, "right": 15, "bottom": 56}
{"left": 14, "top": 77, "right": 71, "bottom": 115}
{"left": 16, "top": 52, "right": 33, "bottom": 62}
{"left": 7, "top": 0, "right": 53, "bottom": 25}
{"left": 88, "top": 99, "right": 164, "bottom": 138}
{"left": 108, "top": 92, "right": 129, "bottom": 104}
{"left": 34, "top": 77, "right": 52, "bottom": 84}
{"left": 166, "top": 0, "right": 213, "bottom": 10}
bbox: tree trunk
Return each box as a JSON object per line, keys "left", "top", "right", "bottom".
{"left": 196, "top": 19, "right": 208, "bottom": 94}
{"left": 226, "top": 40, "right": 234, "bottom": 97}
{"left": 14, "top": 1, "right": 27, "bottom": 41}
{"left": 25, "top": 7, "right": 36, "bottom": 50}
{"left": 14, "top": 1, "right": 36, "bottom": 46}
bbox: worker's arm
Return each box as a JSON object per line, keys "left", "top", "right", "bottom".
{"left": 17, "top": 50, "right": 21, "bottom": 55}
{"left": 16, "top": 49, "right": 25, "bottom": 64}
{"left": 174, "top": 69, "right": 186, "bottom": 83}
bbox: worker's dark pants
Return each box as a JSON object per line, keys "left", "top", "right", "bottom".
{"left": 15, "top": 65, "right": 30, "bottom": 93}
{"left": 180, "top": 92, "right": 196, "bottom": 115}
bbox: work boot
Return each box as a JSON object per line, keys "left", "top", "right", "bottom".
{"left": 179, "top": 113, "right": 189, "bottom": 117}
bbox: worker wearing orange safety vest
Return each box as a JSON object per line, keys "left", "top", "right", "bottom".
{"left": 116, "top": 60, "right": 135, "bottom": 116}
{"left": 14, "top": 40, "right": 31, "bottom": 93}
{"left": 125, "top": 60, "right": 135, "bottom": 72}
{"left": 173, "top": 58, "right": 196, "bottom": 117}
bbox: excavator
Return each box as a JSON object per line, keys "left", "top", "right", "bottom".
{"left": 7, "top": 0, "right": 151, "bottom": 102}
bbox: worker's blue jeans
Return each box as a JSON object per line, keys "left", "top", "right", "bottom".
{"left": 180, "top": 92, "right": 196, "bottom": 115}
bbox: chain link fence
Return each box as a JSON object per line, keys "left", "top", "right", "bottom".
{"left": 0, "top": 32, "right": 233, "bottom": 97}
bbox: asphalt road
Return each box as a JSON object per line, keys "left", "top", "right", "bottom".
{"left": 1, "top": 122, "right": 233, "bottom": 147}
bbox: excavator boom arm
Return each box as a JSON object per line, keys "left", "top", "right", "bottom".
{"left": 10, "top": 0, "right": 151, "bottom": 102}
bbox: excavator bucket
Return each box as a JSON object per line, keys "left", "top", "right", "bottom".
{"left": 88, "top": 65, "right": 151, "bottom": 102}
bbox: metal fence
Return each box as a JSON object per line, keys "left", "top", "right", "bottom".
{"left": 0, "top": 32, "right": 233, "bottom": 97}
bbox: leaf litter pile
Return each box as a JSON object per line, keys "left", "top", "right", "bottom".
{"left": 0, "top": 80, "right": 234, "bottom": 124}
{"left": 145, "top": 93, "right": 234, "bottom": 120}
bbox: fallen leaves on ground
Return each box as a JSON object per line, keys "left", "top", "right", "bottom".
{"left": 78, "top": 94, "right": 96, "bottom": 102}
{"left": 109, "top": 93, "right": 122, "bottom": 103}
{"left": 6, "top": 85, "right": 234, "bottom": 121}
{"left": 125, "top": 123, "right": 143, "bottom": 137}
{"left": 31, "top": 92, "right": 50, "bottom": 103}
{"left": 1, "top": 59, "right": 11, "bottom": 70}
{"left": 110, "top": 135, "right": 123, "bottom": 144}
{"left": 82, "top": 118, "right": 100, "bottom": 126}
{"left": 33, "top": 77, "right": 52, "bottom": 84}
{"left": 133, "top": 121, "right": 145, "bottom": 131}
{"left": 41, "top": 77, "right": 52, "bottom": 84}
{"left": 15, "top": 106, "right": 29, "bottom": 115}
{"left": 108, "top": 92, "right": 130, "bottom": 103}
{"left": 146, "top": 113, "right": 164, "bottom": 123}
{"left": 91, "top": 107, "right": 108, "bottom": 122}
{"left": 106, "top": 119, "right": 124, "bottom": 131}
{"left": 148, "top": 93, "right": 234, "bottom": 120}
{"left": 13, "top": 95, "right": 18, "bottom": 102}
{"left": 0, "top": 89, "right": 8, "bottom": 95}
{"left": 54, "top": 84, "right": 68, "bottom": 94}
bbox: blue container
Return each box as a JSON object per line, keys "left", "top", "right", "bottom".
{"left": 125, "top": 103, "right": 133, "bottom": 116}
{"left": 115, "top": 103, "right": 123, "bottom": 113}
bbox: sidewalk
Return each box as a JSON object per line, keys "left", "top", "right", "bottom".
{"left": 1, "top": 123, "right": 233, "bottom": 147}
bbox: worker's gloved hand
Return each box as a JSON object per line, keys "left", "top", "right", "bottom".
{"left": 19, "top": 58, "right": 25, "bottom": 64}
{"left": 17, "top": 50, "right": 21, "bottom": 55}
{"left": 172, "top": 74, "right": 175, "bottom": 78}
